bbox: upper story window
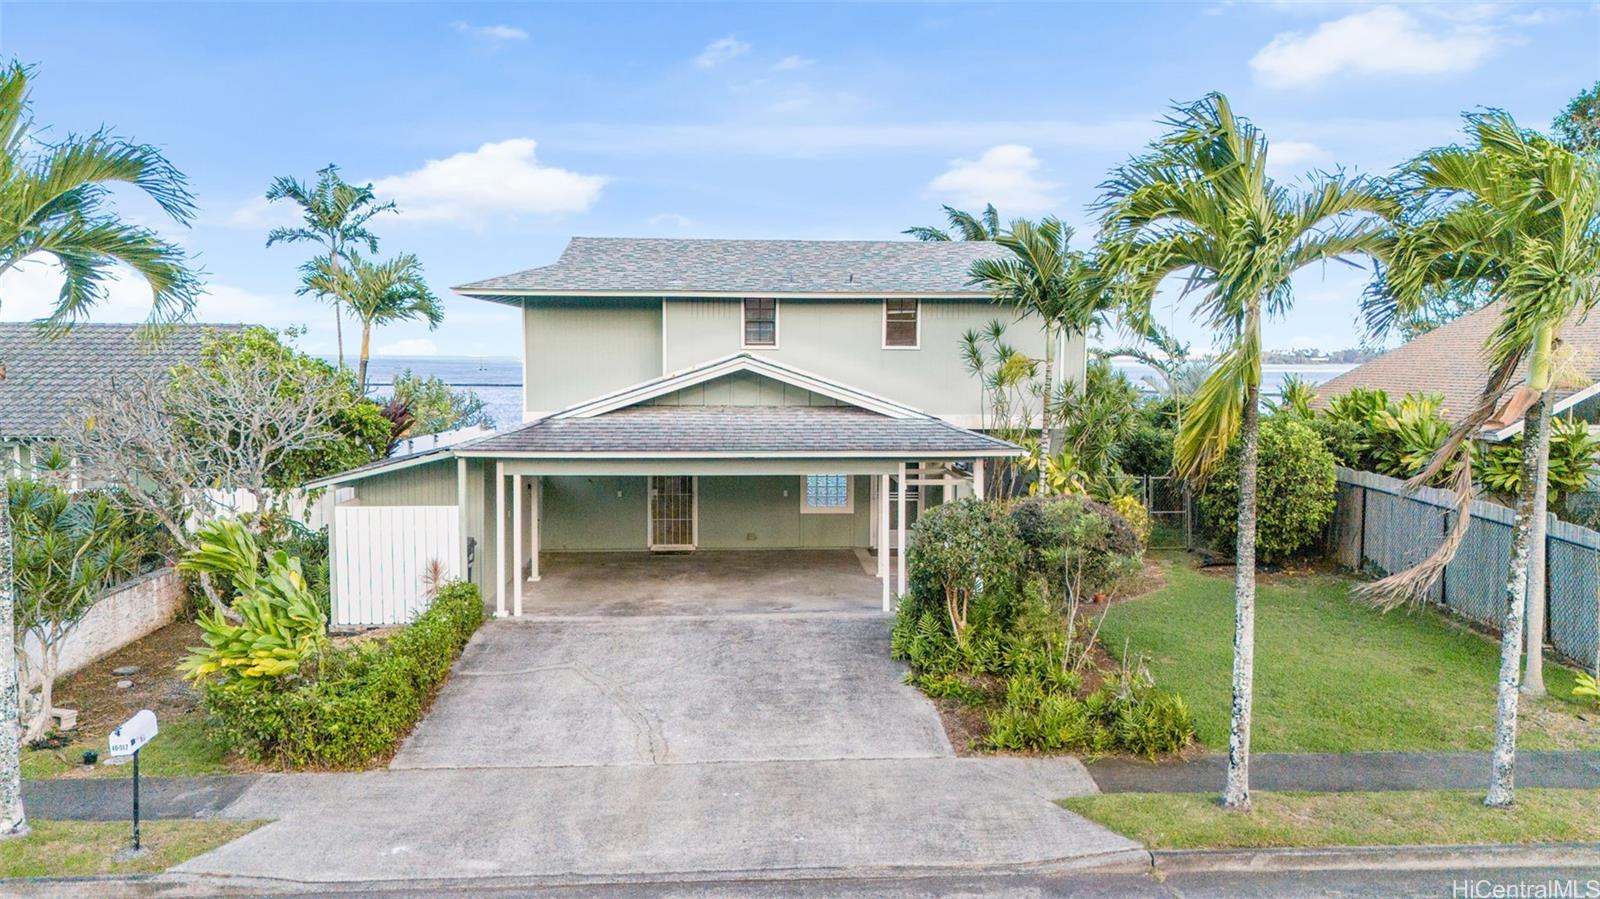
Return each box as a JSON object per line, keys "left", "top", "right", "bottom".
{"left": 883, "top": 299, "right": 919, "bottom": 349}
{"left": 743, "top": 298, "right": 778, "bottom": 347}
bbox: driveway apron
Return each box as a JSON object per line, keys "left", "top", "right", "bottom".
{"left": 177, "top": 612, "right": 1143, "bottom": 884}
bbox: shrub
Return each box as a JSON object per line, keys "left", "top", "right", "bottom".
{"left": 202, "top": 581, "right": 485, "bottom": 768}
{"left": 1010, "top": 494, "right": 1142, "bottom": 600}
{"left": 981, "top": 669, "right": 1193, "bottom": 758}
{"left": 903, "top": 499, "right": 1025, "bottom": 644}
{"left": 178, "top": 518, "right": 326, "bottom": 684}
{"left": 1107, "top": 494, "right": 1152, "bottom": 548}
{"left": 1118, "top": 421, "right": 1174, "bottom": 477}
{"left": 1199, "top": 416, "right": 1337, "bottom": 565}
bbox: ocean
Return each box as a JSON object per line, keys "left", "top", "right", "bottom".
{"left": 358, "top": 356, "right": 1357, "bottom": 431}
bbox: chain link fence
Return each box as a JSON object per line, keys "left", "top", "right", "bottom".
{"left": 1330, "top": 467, "right": 1600, "bottom": 675}
{"left": 1140, "top": 475, "right": 1191, "bottom": 550}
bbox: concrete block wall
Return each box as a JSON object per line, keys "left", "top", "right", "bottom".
{"left": 23, "top": 567, "right": 187, "bottom": 679}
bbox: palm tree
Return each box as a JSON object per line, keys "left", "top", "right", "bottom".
{"left": 1097, "top": 93, "right": 1391, "bottom": 811}
{"left": 968, "top": 217, "right": 1105, "bottom": 457}
{"left": 1358, "top": 111, "right": 1600, "bottom": 808}
{"left": 0, "top": 60, "right": 199, "bottom": 838}
{"left": 302, "top": 252, "right": 442, "bottom": 391}
{"left": 265, "top": 165, "right": 395, "bottom": 369}
{"left": 905, "top": 203, "right": 1002, "bottom": 241}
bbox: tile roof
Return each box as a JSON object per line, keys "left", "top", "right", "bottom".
{"left": 1312, "top": 301, "right": 1600, "bottom": 427}
{"left": 458, "top": 405, "right": 1020, "bottom": 457}
{"left": 454, "top": 237, "right": 1003, "bottom": 298}
{"left": 0, "top": 323, "right": 228, "bottom": 439}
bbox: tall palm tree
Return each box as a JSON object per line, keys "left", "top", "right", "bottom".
{"left": 0, "top": 60, "right": 199, "bottom": 838}
{"left": 905, "top": 203, "right": 1002, "bottom": 241}
{"left": 1358, "top": 111, "right": 1600, "bottom": 808}
{"left": 1097, "top": 93, "right": 1391, "bottom": 811}
{"left": 265, "top": 165, "right": 395, "bottom": 369}
{"left": 302, "top": 252, "right": 442, "bottom": 391}
{"left": 968, "top": 217, "right": 1105, "bottom": 457}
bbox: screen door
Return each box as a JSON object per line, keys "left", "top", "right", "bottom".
{"left": 648, "top": 476, "right": 696, "bottom": 550}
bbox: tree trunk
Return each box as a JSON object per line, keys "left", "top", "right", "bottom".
{"left": 1041, "top": 322, "right": 1058, "bottom": 458}
{"left": 333, "top": 307, "right": 345, "bottom": 371}
{"left": 1522, "top": 392, "right": 1552, "bottom": 698}
{"left": 1222, "top": 379, "right": 1260, "bottom": 812}
{"left": 357, "top": 322, "right": 373, "bottom": 394}
{"left": 0, "top": 476, "right": 28, "bottom": 837}
{"left": 1487, "top": 393, "right": 1546, "bottom": 808}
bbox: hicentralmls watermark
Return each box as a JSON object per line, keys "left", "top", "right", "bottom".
{"left": 1453, "top": 879, "right": 1600, "bottom": 899}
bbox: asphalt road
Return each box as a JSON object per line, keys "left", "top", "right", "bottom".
{"left": 175, "top": 863, "right": 1600, "bottom": 895}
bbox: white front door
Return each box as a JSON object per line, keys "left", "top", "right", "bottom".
{"left": 648, "top": 475, "right": 697, "bottom": 550}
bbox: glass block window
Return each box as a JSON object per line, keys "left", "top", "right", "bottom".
{"left": 743, "top": 297, "right": 778, "bottom": 347}
{"left": 884, "top": 299, "right": 919, "bottom": 348}
{"left": 802, "top": 475, "right": 852, "bottom": 513}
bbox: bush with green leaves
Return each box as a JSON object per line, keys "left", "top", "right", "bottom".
{"left": 1010, "top": 494, "right": 1142, "bottom": 599}
{"left": 177, "top": 517, "right": 326, "bottom": 685}
{"left": 1475, "top": 413, "right": 1600, "bottom": 513}
{"left": 11, "top": 480, "right": 152, "bottom": 742}
{"left": 1199, "top": 415, "right": 1337, "bottom": 564}
{"left": 901, "top": 498, "right": 1025, "bottom": 645}
{"left": 202, "top": 580, "right": 484, "bottom": 768}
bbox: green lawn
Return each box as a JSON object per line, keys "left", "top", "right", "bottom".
{"left": 1099, "top": 559, "right": 1599, "bottom": 752}
{"left": 0, "top": 819, "right": 263, "bottom": 878}
{"left": 1061, "top": 789, "right": 1600, "bottom": 849}
{"left": 22, "top": 714, "right": 230, "bottom": 781}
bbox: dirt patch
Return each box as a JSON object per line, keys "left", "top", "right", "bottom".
{"left": 49, "top": 619, "right": 205, "bottom": 742}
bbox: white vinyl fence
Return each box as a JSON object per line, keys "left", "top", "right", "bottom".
{"left": 1331, "top": 467, "right": 1600, "bottom": 674}
{"left": 334, "top": 505, "right": 461, "bottom": 627}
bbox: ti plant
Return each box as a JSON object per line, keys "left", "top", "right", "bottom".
{"left": 178, "top": 518, "right": 325, "bottom": 686}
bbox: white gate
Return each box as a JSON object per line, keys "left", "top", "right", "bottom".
{"left": 334, "top": 505, "right": 461, "bottom": 626}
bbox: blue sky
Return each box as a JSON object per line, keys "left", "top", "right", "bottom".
{"left": 2, "top": 1, "right": 1596, "bottom": 358}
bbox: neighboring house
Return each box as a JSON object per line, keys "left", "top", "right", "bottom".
{"left": 313, "top": 237, "right": 1081, "bottom": 624}
{"left": 0, "top": 322, "right": 221, "bottom": 478}
{"left": 1313, "top": 300, "right": 1600, "bottom": 442}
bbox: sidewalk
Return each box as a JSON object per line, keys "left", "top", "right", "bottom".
{"left": 21, "top": 775, "right": 261, "bottom": 821}
{"left": 1085, "top": 751, "right": 1600, "bottom": 793}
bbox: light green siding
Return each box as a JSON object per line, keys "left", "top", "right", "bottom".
{"left": 522, "top": 295, "right": 1073, "bottom": 425}
{"left": 539, "top": 475, "right": 648, "bottom": 550}
{"left": 351, "top": 458, "right": 457, "bottom": 506}
{"left": 658, "top": 298, "right": 1052, "bottom": 423}
{"left": 643, "top": 371, "right": 843, "bottom": 407}
{"left": 523, "top": 298, "right": 661, "bottom": 417}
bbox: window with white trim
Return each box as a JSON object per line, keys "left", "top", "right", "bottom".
{"left": 883, "top": 299, "right": 919, "bottom": 348}
{"left": 801, "top": 475, "right": 853, "bottom": 513}
{"left": 743, "top": 297, "right": 778, "bottom": 347}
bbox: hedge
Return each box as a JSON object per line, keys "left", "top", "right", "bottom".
{"left": 202, "top": 581, "right": 485, "bottom": 769}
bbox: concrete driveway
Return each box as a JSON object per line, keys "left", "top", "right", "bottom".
{"left": 390, "top": 613, "right": 949, "bottom": 768}
{"left": 177, "top": 604, "right": 1143, "bottom": 885}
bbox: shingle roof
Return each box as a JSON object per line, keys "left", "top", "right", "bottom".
{"left": 1312, "top": 301, "right": 1600, "bottom": 427}
{"left": 454, "top": 237, "right": 1002, "bottom": 298}
{"left": 0, "top": 323, "right": 228, "bottom": 439}
{"left": 458, "top": 405, "right": 1020, "bottom": 457}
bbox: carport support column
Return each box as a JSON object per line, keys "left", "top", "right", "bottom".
{"left": 529, "top": 477, "right": 541, "bottom": 583}
{"left": 896, "top": 462, "right": 908, "bottom": 600}
{"left": 512, "top": 473, "right": 524, "bottom": 618}
{"left": 973, "top": 459, "right": 986, "bottom": 501}
{"left": 494, "top": 461, "right": 506, "bottom": 618}
{"left": 879, "top": 473, "right": 891, "bottom": 612}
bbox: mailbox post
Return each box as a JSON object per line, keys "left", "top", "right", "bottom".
{"left": 108, "top": 710, "right": 158, "bottom": 853}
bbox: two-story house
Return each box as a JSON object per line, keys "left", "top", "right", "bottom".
{"left": 313, "top": 238, "right": 1084, "bottom": 625}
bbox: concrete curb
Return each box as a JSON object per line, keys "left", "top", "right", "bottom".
{"left": 1149, "top": 842, "right": 1600, "bottom": 873}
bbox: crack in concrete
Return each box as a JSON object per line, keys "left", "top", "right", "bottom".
{"left": 567, "top": 662, "right": 670, "bottom": 766}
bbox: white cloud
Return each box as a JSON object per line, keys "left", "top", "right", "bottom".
{"left": 927, "top": 144, "right": 1061, "bottom": 215}
{"left": 1267, "top": 140, "right": 1333, "bottom": 177}
{"left": 223, "top": 193, "right": 300, "bottom": 230}
{"left": 695, "top": 35, "right": 751, "bottom": 68}
{"left": 1250, "top": 5, "right": 1498, "bottom": 88}
{"left": 453, "top": 21, "right": 528, "bottom": 41}
{"left": 773, "top": 55, "right": 814, "bottom": 71}
{"left": 647, "top": 213, "right": 694, "bottom": 229}
{"left": 371, "top": 139, "right": 606, "bottom": 222}
{"left": 0, "top": 253, "right": 321, "bottom": 337}
{"left": 377, "top": 338, "right": 438, "bottom": 356}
